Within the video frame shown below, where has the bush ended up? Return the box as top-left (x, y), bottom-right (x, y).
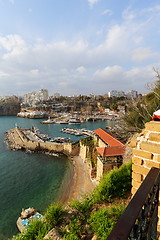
top-left (70, 195), bottom-right (93, 214)
top-left (89, 205), bottom-right (125, 240)
top-left (21, 219), bottom-right (50, 240)
top-left (67, 217), bottom-right (82, 237)
top-left (44, 203), bottom-right (64, 227)
top-left (93, 162), bottom-right (132, 202)
top-left (64, 232), bottom-right (80, 240)
top-left (11, 234), bottom-right (23, 240)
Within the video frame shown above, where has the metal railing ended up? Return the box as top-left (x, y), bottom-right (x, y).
top-left (107, 167), bottom-right (160, 240)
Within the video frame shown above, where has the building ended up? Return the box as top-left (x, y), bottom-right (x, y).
top-left (117, 105), bottom-right (125, 114)
top-left (126, 90), bottom-right (138, 99)
top-left (94, 128), bottom-right (125, 180)
top-left (108, 90), bottom-right (125, 98)
top-left (23, 89), bottom-right (48, 106)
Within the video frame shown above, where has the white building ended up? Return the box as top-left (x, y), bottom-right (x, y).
top-left (23, 89), bottom-right (48, 106)
top-left (126, 90), bottom-right (138, 99)
top-left (108, 90), bottom-right (125, 98)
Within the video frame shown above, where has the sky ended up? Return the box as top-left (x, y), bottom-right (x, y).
top-left (0, 0), bottom-right (160, 96)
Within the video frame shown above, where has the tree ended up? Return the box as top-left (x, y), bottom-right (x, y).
top-left (112, 70), bottom-right (160, 141)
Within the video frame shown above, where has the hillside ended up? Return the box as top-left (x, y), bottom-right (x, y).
top-left (0, 97), bottom-right (21, 116)
top-left (10, 162), bottom-right (132, 240)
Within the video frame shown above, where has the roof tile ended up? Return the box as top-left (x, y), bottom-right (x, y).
top-left (94, 128), bottom-right (124, 147)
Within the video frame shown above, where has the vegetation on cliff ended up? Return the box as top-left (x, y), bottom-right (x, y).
top-left (112, 71), bottom-right (160, 142)
top-left (10, 162), bottom-right (132, 240)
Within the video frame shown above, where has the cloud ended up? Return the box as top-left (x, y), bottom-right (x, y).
top-left (76, 66), bottom-right (86, 74)
top-left (122, 7), bottom-right (136, 20)
top-left (142, 5), bottom-right (160, 13)
top-left (30, 69), bottom-right (40, 76)
top-left (88, 0), bottom-right (100, 8)
top-left (0, 71), bottom-right (10, 77)
top-left (102, 9), bottom-right (112, 16)
top-left (0, 34), bottom-right (27, 59)
top-left (93, 65), bottom-right (155, 93)
top-left (132, 47), bottom-right (158, 61)
top-left (0, 3), bottom-right (159, 96)
top-left (94, 65), bottom-right (125, 81)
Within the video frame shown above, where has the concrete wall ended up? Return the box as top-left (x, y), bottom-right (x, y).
top-left (130, 121), bottom-right (160, 231)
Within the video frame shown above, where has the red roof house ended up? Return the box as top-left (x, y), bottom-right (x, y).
top-left (94, 128), bottom-right (124, 147)
top-left (96, 146), bottom-right (125, 157)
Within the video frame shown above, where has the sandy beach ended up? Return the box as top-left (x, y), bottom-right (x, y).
top-left (59, 156), bottom-right (96, 205)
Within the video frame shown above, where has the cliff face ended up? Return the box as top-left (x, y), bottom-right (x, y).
top-left (0, 97), bottom-right (21, 116)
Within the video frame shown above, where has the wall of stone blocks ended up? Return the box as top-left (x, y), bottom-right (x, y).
top-left (130, 121), bottom-right (160, 231)
top-left (96, 156), bottom-right (103, 181)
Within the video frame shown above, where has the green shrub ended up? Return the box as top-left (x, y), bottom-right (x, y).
top-left (68, 217), bottom-right (82, 236)
top-left (70, 195), bottom-right (93, 214)
top-left (23, 219), bottom-right (50, 240)
top-left (89, 205), bottom-right (125, 240)
top-left (44, 203), bottom-right (64, 227)
top-left (10, 219), bottom-right (50, 240)
top-left (93, 162), bottom-right (132, 203)
top-left (10, 234), bottom-right (23, 240)
top-left (64, 232), bottom-right (80, 240)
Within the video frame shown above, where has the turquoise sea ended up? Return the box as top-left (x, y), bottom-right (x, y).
top-left (0, 116), bottom-right (110, 239)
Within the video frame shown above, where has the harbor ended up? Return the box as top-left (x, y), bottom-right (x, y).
top-left (6, 127), bottom-right (79, 156)
top-left (61, 127), bottom-right (94, 136)
top-left (0, 116), bottom-right (109, 239)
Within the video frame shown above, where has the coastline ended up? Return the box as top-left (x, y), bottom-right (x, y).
top-left (58, 155), bottom-right (96, 205)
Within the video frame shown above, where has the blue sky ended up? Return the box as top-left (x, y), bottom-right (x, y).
top-left (0, 0), bottom-right (160, 96)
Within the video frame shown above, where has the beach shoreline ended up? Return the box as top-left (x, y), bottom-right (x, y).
top-left (58, 155), bottom-right (96, 205)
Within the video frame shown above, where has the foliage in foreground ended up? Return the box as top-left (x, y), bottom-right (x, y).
top-left (93, 162), bottom-right (132, 203)
top-left (44, 203), bottom-right (64, 227)
top-left (11, 162), bottom-right (132, 240)
top-left (11, 219), bottom-right (51, 240)
top-left (89, 205), bottom-right (125, 240)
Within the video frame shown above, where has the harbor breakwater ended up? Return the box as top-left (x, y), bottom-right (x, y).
top-left (6, 127), bottom-right (79, 156)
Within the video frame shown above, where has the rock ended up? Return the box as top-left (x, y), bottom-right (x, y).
top-left (0, 97), bottom-right (21, 116)
top-left (91, 235), bottom-right (98, 240)
top-left (44, 228), bottom-right (62, 240)
top-left (21, 207), bottom-right (36, 219)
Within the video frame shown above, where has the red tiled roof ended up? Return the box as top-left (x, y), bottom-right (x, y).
top-left (94, 128), bottom-right (124, 147)
top-left (96, 146), bottom-right (125, 157)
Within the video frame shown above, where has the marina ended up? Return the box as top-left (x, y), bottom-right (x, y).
top-left (0, 116), bottom-right (109, 239)
top-left (61, 127), bottom-right (94, 136)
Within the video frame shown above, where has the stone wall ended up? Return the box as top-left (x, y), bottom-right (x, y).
top-left (93, 135), bottom-right (107, 148)
top-left (12, 128), bottom-right (79, 155)
top-left (79, 142), bottom-right (87, 162)
top-left (130, 121), bottom-right (160, 231)
top-left (96, 157), bottom-right (103, 181)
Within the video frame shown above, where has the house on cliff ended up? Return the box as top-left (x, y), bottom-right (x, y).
top-left (94, 128), bottom-right (125, 180)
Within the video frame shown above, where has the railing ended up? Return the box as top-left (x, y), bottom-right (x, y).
top-left (107, 167), bottom-right (160, 240)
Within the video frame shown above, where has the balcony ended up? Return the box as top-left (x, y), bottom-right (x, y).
top-left (107, 167), bottom-right (160, 240)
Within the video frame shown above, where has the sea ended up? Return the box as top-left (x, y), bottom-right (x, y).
top-left (0, 116), bottom-right (112, 239)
